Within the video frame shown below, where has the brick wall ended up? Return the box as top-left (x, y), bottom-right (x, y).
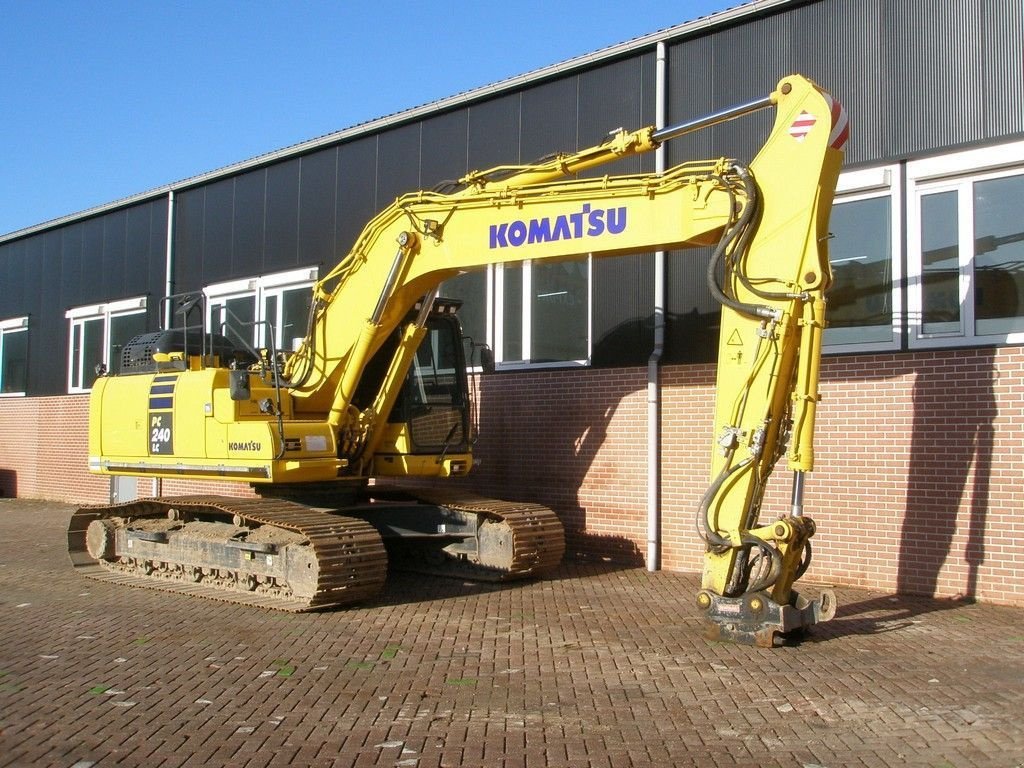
top-left (0, 395), bottom-right (108, 504)
top-left (2, 347), bottom-right (1021, 605)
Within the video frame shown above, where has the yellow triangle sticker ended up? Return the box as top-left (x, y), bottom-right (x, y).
top-left (726, 329), bottom-right (744, 346)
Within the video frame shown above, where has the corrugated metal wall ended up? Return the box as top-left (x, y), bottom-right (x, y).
top-left (2, 0), bottom-right (1022, 394)
top-left (0, 200), bottom-right (167, 394)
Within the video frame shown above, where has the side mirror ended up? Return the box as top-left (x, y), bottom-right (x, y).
top-left (478, 345), bottom-right (495, 375)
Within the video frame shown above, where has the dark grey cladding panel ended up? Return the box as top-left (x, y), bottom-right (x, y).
top-left (200, 177), bottom-right (235, 285)
top-left (58, 223), bottom-right (83, 309)
top-left (578, 52), bottom-right (657, 176)
top-left (298, 147), bottom-right (339, 268)
top-left (982, 0), bottom-right (1024, 138)
top-left (467, 92), bottom-right (521, 170)
top-left (0, 240), bottom-right (26, 318)
top-left (100, 209), bottom-right (127, 300)
top-left (520, 76), bottom-right (578, 162)
top-left (263, 158), bottom-right (301, 272)
top-left (233, 168), bottom-right (266, 274)
top-left (420, 110), bottom-right (469, 191)
top-left (336, 135), bottom-right (378, 256)
top-left (376, 122), bottom-right (422, 211)
top-left (172, 187), bottom-right (206, 293)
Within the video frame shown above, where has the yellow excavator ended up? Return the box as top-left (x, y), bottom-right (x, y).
top-left (68, 74), bottom-right (847, 646)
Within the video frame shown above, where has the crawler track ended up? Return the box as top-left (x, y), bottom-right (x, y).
top-left (383, 486), bottom-right (566, 580)
top-left (68, 496), bottom-right (387, 611)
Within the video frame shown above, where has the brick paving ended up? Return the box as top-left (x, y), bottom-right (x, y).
top-left (0, 499), bottom-right (1022, 768)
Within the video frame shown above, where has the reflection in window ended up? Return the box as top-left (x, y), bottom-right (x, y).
top-left (974, 174), bottom-right (1024, 335)
top-left (827, 196), bottom-right (893, 344)
top-left (440, 270), bottom-right (487, 368)
top-left (402, 323), bottom-right (466, 452)
top-left (496, 258), bottom-right (589, 366)
top-left (110, 313), bottom-right (148, 370)
top-left (532, 260), bottom-right (588, 362)
top-left (920, 190), bottom-right (961, 334)
top-left (0, 319), bottom-right (28, 395)
top-left (204, 269), bottom-right (316, 355)
top-left (501, 264), bottom-right (524, 361)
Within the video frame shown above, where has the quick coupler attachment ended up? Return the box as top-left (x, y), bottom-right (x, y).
top-left (697, 588), bottom-right (837, 647)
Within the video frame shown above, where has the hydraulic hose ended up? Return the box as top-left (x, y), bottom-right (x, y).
top-left (696, 454), bottom-right (755, 551)
top-left (705, 166), bottom-right (775, 320)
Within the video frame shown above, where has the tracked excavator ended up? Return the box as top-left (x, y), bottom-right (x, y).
top-left (68, 74), bottom-right (847, 646)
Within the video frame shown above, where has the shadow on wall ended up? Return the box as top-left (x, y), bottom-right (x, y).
top-left (469, 372), bottom-right (644, 568)
top-left (898, 347), bottom-right (995, 601)
top-left (0, 469), bottom-right (15, 497)
top-left (466, 309), bottom-right (721, 569)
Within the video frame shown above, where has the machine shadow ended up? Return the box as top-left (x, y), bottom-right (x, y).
top-left (372, 560), bottom-right (638, 608)
top-left (803, 592), bottom-right (971, 642)
top-left (898, 347), bottom-right (996, 602)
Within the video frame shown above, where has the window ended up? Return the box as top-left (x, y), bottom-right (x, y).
top-left (204, 267), bottom-right (317, 353)
top-left (824, 166), bottom-right (902, 352)
top-left (908, 139), bottom-right (1024, 347)
top-left (0, 317), bottom-right (29, 396)
top-left (66, 297), bottom-right (148, 392)
top-left (494, 258), bottom-right (591, 367)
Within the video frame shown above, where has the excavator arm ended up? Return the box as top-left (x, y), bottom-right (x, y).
top-left (281, 75), bottom-right (846, 644)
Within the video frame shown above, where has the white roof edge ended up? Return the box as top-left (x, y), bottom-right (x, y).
top-left (1, 0), bottom-right (792, 244)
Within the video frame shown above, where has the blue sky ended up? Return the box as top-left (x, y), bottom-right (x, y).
top-left (0, 0), bottom-right (738, 236)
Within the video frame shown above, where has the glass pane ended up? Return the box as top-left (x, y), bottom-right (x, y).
top-left (826, 196), bottom-right (892, 344)
top-left (920, 190), bottom-right (960, 334)
top-left (82, 318), bottom-right (104, 389)
top-left (404, 321), bottom-right (466, 452)
top-left (263, 294), bottom-right (278, 350)
top-left (221, 296), bottom-right (256, 348)
top-left (1, 329), bottom-right (28, 394)
top-left (974, 174), bottom-right (1024, 335)
top-left (531, 259), bottom-right (588, 361)
top-left (110, 312), bottom-right (148, 373)
top-left (71, 323), bottom-right (82, 390)
top-left (280, 287), bottom-right (312, 351)
top-left (502, 265), bottom-right (523, 361)
top-left (440, 271), bottom-right (487, 367)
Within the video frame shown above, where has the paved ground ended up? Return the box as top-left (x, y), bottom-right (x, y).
top-left (0, 500), bottom-right (1022, 768)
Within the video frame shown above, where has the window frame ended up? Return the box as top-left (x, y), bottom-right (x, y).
top-left (907, 138), bottom-right (1024, 349)
top-left (492, 255), bottom-right (593, 370)
top-left (204, 267), bottom-right (318, 353)
top-left (0, 316), bottom-right (29, 397)
top-left (65, 297), bottom-right (147, 393)
top-left (823, 164), bottom-right (903, 354)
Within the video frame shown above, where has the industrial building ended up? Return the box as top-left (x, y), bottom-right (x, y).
top-left (1, 0), bottom-right (1021, 604)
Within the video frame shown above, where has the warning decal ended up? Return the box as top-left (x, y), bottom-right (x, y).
top-left (788, 111), bottom-right (817, 142)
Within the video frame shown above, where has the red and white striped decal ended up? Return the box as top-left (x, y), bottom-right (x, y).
top-left (824, 92), bottom-right (850, 150)
top-left (788, 110), bottom-right (817, 142)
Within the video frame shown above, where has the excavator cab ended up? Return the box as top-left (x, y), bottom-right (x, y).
top-left (389, 310), bottom-right (471, 457)
top-left (352, 298), bottom-right (474, 478)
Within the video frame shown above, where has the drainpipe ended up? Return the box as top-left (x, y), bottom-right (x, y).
top-left (647, 41), bottom-right (667, 572)
top-left (164, 190), bottom-right (176, 330)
